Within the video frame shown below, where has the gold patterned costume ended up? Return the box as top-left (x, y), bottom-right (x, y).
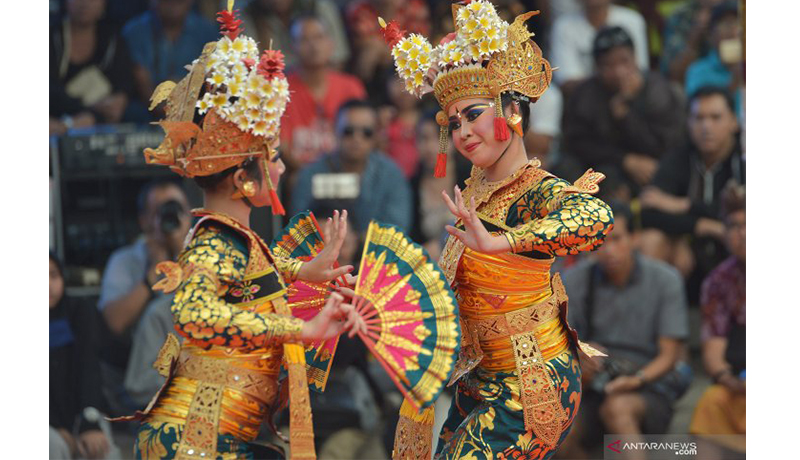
top-left (381, 2), bottom-right (614, 458)
top-left (121, 3), bottom-right (325, 458)
top-left (393, 161), bottom-right (613, 460)
top-left (132, 210), bottom-right (320, 460)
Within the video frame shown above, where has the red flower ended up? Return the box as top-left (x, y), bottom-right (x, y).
top-left (257, 49), bottom-right (285, 79)
top-left (380, 19), bottom-right (406, 48)
top-left (241, 58), bottom-right (255, 69)
top-left (217, 9), bottom-right (243, 39)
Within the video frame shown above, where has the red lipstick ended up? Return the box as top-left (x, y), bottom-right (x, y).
top-left (465, 142), bottom-right (481, 153)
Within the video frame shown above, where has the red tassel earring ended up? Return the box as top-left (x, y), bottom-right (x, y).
top-left (493, 93), bottom-right (510, 141)
top-left (269, 187), bottom-right (285, 215)
top-left (263, 152), bottom-right (285, 215)
top-left (434, 111), bottom-right (449, 178)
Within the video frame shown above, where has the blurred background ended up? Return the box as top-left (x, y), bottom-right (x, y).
top-left (49, 1), bottom-right (745, 459)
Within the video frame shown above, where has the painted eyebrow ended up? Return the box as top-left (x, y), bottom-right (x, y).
top-left (448, 103), bottom-right (490, 121)
top-left (270, 150), bottom-right (282, 162)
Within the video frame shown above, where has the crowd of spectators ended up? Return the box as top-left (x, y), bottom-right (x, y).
top-left (50, 1), bottom-right (745, 458)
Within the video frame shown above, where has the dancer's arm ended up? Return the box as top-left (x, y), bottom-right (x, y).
top-left (504, 176), bottom-right (614, 256)
top-left (171, 225), bottom-right (304, 349)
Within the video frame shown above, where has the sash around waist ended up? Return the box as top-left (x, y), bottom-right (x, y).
top-left (146, 348), bottom-right (281, 441)
top-left (460, 288), bottom-right (570, 371)
top-left (455, 248), bottom-right (554, 314)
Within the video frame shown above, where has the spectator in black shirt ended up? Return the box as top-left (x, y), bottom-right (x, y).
top-left (561, 26), bottom-right (686, 199)
top-left (50, 252), bottom-right (114, 460)
top-left (50, 0), bottom-right (135, 135)
top-left (639, 86), bottom-right (744, 288)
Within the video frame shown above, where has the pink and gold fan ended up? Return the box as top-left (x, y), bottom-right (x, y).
top-left (270, 211), bottom-right (345, 391)
top-left (352, 221), bottom-right (460, 410)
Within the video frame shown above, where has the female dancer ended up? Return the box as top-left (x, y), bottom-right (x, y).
top-left (383, 2), bottom-right (614, 459)
top-left (127, 4), bottom-right (364, 459)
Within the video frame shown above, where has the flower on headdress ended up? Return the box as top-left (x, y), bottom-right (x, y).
top-left (439, 37), bottom-right (468, 67)
top-left (257, 50), bottom-right (285, 80)
top-left (235, 114), bottom-right (251, 132)
top-left (196, 4), bottom-right (290, 140)
top-left (208, 72), bottom-right (227, 87)
top-left (231, 37), bottom-right (246, 53)
top-left (379, 17), bottom-right (407, 48)
top-left (227, 81), bottom-right (244, 98)
top-left (217, 8), bottom-right (243, 40)
top-left (453, 0), bottom-right (508, 62)
top-left (244, 90), bottom-right (261, 108)
top-left (245, 106), bottom-right (261, 121)
top-left (389, 33), bottom-right (433, 94)
top-left (197, 95), bottom-right (212, 114)
top-left (211, 93), bottom-right (229, 108)
top-left (252, 119), bottom-right (269, 136)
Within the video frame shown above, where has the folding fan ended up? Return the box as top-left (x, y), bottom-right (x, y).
top-left (270, 211), bottom-right (342, 391)
top-left (352, 221), bottom-right (460, 411)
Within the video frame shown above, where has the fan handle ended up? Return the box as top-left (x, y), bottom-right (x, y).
top-left (356, 329), bottom-right (421, 413)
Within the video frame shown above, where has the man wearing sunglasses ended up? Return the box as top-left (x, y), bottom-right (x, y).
top-left (291, 98), bottom-right (412, 235)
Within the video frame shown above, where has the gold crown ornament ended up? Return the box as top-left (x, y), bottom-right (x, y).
top-left (379, 0), bottom-right (552, 177)
top-left (143, 0), bottom-right (289, 214)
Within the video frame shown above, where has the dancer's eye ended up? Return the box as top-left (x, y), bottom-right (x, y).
top-left (448, 120), bottom-right (460, 132)
top-left (465, 107), bottom-right (487, 122)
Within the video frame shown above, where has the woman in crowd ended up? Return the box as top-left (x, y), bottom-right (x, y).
top-left (50, 0), bottom-right (135, 134)
top-left (126, 4), bottom-right (365, 458)
top-left (382, 2), bottom-right (614, 458)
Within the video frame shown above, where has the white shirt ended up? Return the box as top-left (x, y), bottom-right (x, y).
top-left (548, 0), bottom-right (582, 21)
top-left (550, 5), bottom-right (649, 85)
top-left (529, 84), bottom-right (563, 138)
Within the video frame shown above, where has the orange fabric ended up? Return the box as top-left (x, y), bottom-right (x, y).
top-left (690, 384), bottom-right (746, 435)
top-left (456, 248), bottom-right (570, 371)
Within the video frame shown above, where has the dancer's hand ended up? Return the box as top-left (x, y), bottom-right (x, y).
top-left (298, 210), bottom-right (354, 283)
top-left (442, 185), bottom-right (511, 254)
top-left (333, 273), bottom-right (358, 300)
top-left (300, 293), bottom-right (366, 342)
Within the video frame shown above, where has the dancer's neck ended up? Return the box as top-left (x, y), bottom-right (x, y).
top-left (203, 193), bottom-right (252, 229)
top-left (483, 135), bottom-right (528, 182)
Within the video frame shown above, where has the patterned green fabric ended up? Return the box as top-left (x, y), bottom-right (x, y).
top-left (135, 421), bottom-right (282, 459)
top-left (435, 347), bottom-right (581, 460)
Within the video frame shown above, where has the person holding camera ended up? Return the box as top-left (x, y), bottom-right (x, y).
top-left (96, 179), bottom-right (191, 415)
top-left (556, 202), bottom-right (692, 459)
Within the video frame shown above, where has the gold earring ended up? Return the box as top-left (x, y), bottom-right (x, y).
top-left (507, 114), bottom-right (524, 137)
top-left (232, 180), bottom-right (256, 199)
top-left (242, 181), bottom-right (256, 197)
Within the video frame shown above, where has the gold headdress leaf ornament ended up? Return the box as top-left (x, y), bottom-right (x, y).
top-left (380, 0), bottom-right (552, 178)
top-left (142, 0), bottom-right (289, 214)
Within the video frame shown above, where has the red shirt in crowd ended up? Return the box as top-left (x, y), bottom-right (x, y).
top-left (346, 0), bottom-right (431, 40)
top-left (385, 118), bottom-right (419, 179)
top-left (281, 71), bottom-right (367, 167)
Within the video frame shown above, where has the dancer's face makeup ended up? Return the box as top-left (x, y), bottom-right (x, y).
top-left (447, 98), bottom-right (509, 169)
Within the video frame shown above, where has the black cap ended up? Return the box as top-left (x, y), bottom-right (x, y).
top-left (592, 26), bottom-right (634, 60)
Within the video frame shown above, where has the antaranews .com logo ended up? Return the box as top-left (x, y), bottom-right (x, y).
top-left (607, 439), bottom-right (697, 456)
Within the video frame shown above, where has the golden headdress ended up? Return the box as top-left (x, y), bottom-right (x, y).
top-left (143, 0), bottom-right (290, 214)
top-left (380, 0), bottom-right (552, 177)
